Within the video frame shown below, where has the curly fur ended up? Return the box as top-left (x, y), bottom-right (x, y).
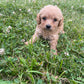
top-left (25, 5), bottom-right (64, 55)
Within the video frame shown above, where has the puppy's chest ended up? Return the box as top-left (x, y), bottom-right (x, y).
top-left (36, 28), bottom-right (57, 40)
top-left (41, 31), bottom-right (54, 40)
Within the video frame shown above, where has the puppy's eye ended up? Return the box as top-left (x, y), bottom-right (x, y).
top-left (54, 18), bottom-right (57, 22)
top-left (42, 17), bottom-right (46, 20)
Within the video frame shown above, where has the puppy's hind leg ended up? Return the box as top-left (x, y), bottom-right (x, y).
top-left (25, 32), bottom-right (39, 45)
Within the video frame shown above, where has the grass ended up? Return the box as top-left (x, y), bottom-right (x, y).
top-left (0, 0), bottom-right (84, 84)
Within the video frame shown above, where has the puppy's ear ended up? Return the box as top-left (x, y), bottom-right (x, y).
top-left (36, 13), bottom-right (41, 25)
top-left (58, 17), bottom-right (64, 27)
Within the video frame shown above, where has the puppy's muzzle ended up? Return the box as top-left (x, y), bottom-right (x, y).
top-left (46, 24), bottom-right (51, 29)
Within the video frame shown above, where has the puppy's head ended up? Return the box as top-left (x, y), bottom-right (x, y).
top-left (36, 5), bottom-right (63, 31)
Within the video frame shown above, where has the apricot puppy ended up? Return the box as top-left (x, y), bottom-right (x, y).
top-left (25, 5), bottom-right (64, 55)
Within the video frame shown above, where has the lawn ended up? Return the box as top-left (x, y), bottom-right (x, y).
top-left (0, 0), bottom-right (84, 84)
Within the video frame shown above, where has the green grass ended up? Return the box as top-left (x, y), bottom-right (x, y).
top-left (0, 0), bottom-right (84, 84)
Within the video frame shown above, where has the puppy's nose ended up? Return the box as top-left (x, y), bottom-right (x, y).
top-left (46, 24), bottom-right (51, 29)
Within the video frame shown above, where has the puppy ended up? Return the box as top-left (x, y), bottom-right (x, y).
top-left (25, 5), bottom-right (64, 55)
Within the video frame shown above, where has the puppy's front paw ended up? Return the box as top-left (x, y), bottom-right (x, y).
top-left (62, 30), bottom-right (65, 34)
top-left (50, 49), bottom-right (58, 55)
top-left (24, 41), bottom-right (28, 45)
top-left (52, 52), bottom-right (57, 55)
